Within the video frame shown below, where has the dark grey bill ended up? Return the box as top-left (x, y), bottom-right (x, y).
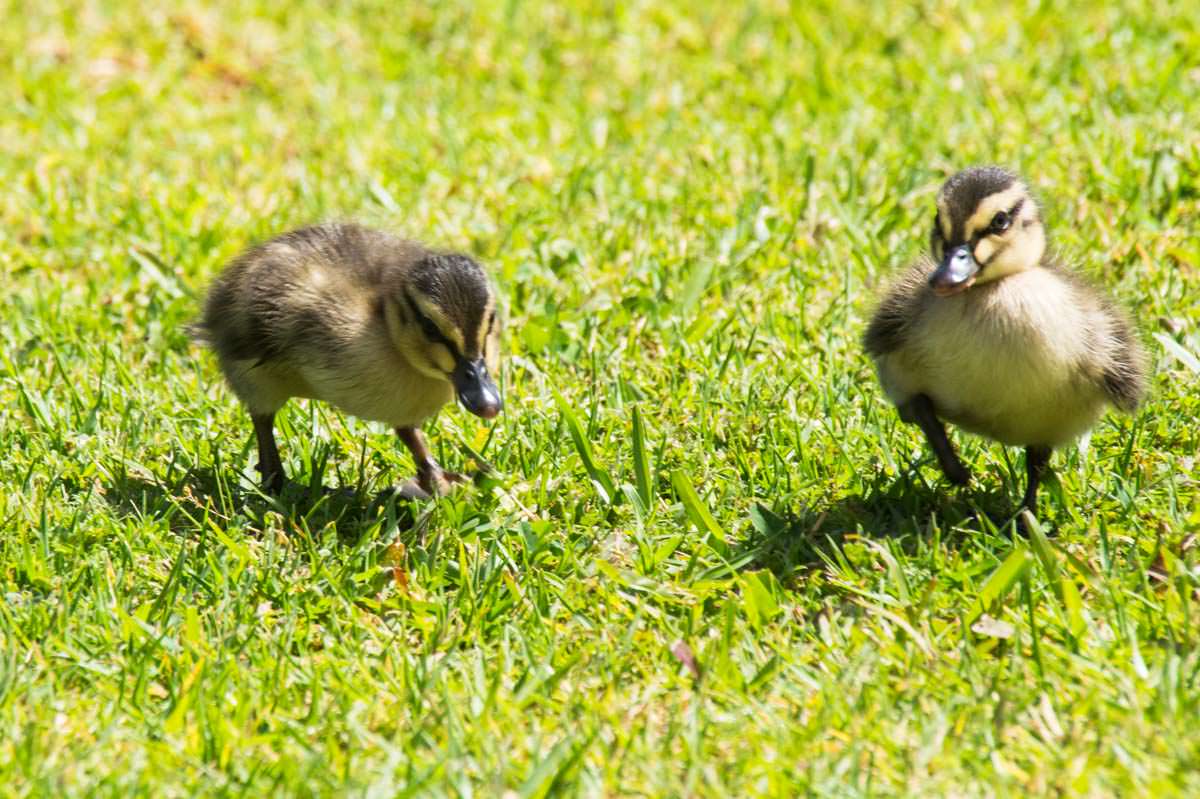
top-left (929, 244), bottom-right (979, 296)
top-left (452, 359), bottom-right (502, 419)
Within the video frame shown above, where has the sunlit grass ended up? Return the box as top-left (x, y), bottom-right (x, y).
top-left (1, 0), bottom-right (1198, 795)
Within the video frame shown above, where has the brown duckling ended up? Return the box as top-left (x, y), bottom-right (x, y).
top-left (864, 166), bottom-right (1147, 526)
top-left (195, 222), bottom-right (502, 497)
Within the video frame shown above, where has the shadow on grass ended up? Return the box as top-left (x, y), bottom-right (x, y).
top-left (732, 469), bottom-right (1026, 580)
top-left (101, 464), bottom-right (421, 544)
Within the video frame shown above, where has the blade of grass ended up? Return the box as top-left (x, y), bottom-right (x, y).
top-left (554, 390), bottom-right (617, 504)
top-left (671, 470), bottom-right (727, 547)
top-left (1023, 510), bottom-right (1086, 639)
top-left (966, 545), bottom-right (1033, 627)
top-left (631, 405), bottom-right (653, 510)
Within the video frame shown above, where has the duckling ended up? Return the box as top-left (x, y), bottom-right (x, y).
top-left (195, 222), bottom-right (502, 498)
top-left (864, 166), bottom-right (1147, 526)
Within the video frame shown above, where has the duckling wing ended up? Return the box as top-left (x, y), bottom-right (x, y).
top-left (202, 236), bottom-right (367, 368)
top-left (1095, 301), bottom-right (1148, 412)
top-left (863, 259), bottom-right (932, 357)
top-left (1048, 263), bottom-right (1149, 413)
top-left (200, 253), bottom-right (283, 366)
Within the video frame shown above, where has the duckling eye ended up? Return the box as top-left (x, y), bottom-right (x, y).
top-left (990, 211), bottom-right (1011, 234)
top-left (418, 315), bottom-right (441, 341)
top-left (407, 300), bottom-right (450, 346)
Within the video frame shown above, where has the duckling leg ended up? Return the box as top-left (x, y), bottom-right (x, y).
top-left (252, 412), bottom-right (284, 494)
top-left (396, 426), bottom-right (467, 497)
top-left (904, 394), bottom-right (971, 486)
top-left (1020, 445), bottom-right (1053, 516)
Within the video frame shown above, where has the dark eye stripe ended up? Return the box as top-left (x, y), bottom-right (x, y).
top-left (404, 291), bottom-right (462, 359)
top-left (984, 199), bottom-right (1022, 237)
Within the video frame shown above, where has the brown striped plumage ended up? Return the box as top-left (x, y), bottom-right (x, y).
top-left (864, 167), bottom-right (1148, 529)
top-left (194, 222), bottom-right (502, 497)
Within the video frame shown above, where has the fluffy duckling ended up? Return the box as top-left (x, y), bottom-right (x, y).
top-left (196, 222), bottom-right (502, 497)
top-left (864, 166), bottom-right (1147, 525)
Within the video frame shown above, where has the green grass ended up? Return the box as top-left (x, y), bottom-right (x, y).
top-left (2, 0), bottom-right (1199, 795)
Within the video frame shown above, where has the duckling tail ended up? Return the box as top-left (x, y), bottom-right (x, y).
top-left (185, 319), bottom-right (211, 345)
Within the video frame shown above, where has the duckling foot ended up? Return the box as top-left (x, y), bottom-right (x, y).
top-left (384, 469), bottom-right (467, 502)
top-left (396, 425), bottom-right (470, 499)
top-left (905, 395), bottom-right (971, 486)
top-left (942, 459), bottom-right (971, 487)
top-left (392, 479), bottom-right (432, 502)
top-left (256, 465), bottom-right (285, 495)
top-left (252, 413), bottom-right (285, 495)
top-left (1014, 446), bottom-right (1053, 537)
top-left (417, 466), bottom-right (468, 498)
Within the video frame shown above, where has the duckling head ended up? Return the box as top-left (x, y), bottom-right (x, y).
top-left (382, 253), bottom-right (503, 419)
top-left (927, 166), bottom-right (1046, 296)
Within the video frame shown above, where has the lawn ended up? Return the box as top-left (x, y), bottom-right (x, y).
top-left (2, 0), bottom-right (1199, 795)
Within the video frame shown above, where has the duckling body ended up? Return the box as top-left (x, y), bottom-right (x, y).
top-left (218, 346), bottom-right (454, 432)
top-left (874, 261), bottom-right (1134, 445)
top-left (865, 167), bottom-right (1146, 524)
top-left (197, 223), bottom-right (502, 496)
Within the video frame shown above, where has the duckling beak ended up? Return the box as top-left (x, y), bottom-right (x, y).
top-left (452, 359), bottom-right (502, 420)
top-left (929, 245), bottom-right (979, 296)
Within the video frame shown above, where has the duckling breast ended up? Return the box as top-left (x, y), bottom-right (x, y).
top-left (290, 333), bottom-right (456, 428)
top-left (878, 269), bottom-right (1112, 447)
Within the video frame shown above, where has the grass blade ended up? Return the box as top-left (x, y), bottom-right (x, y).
top-left (741, 569), bottom-right (783, 631)
top-left (554, 390), bottom-right (617, 504)
top-left (966, 545), bottom-right (1033, 626)
top-left (671, 470), bottom-right (726, 544)
top-left (1154, 332), bottom-right (1200, 375)
top-left (1023, 510), bottom-right (1086, 638)
top-left (631, 405), bottom-right (653, 509)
